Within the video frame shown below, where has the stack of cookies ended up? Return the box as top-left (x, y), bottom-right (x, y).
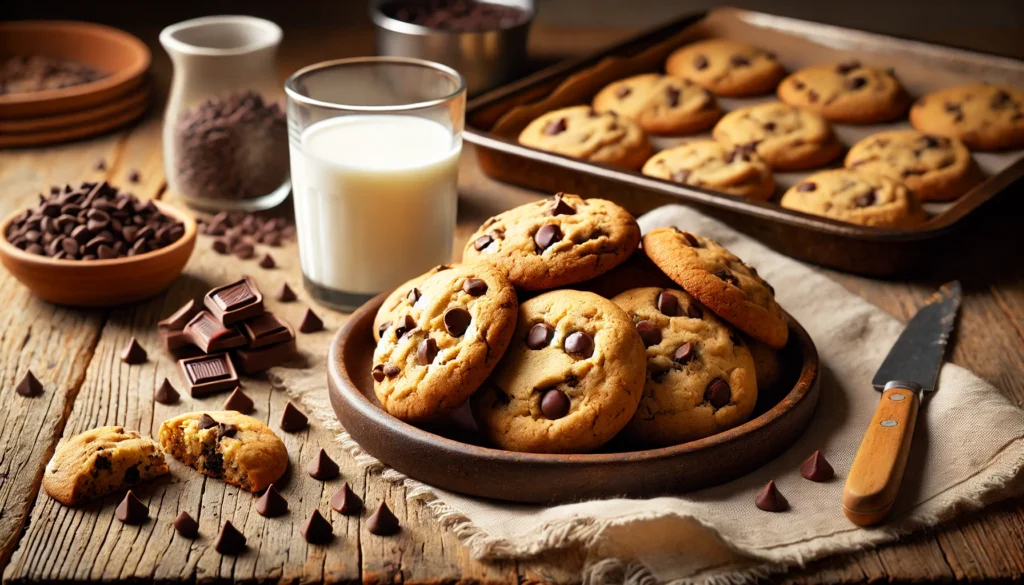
top-left (516, 37), bottom-right (1023, 229)
top-left (371, 193), bottom-right (788, 454)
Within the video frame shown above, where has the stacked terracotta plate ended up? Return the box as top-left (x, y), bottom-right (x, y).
top-left (0, 20), bottom-right (151, 148)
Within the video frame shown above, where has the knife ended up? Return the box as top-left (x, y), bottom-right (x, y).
top-left (842, 281), bottom-right (962, 526)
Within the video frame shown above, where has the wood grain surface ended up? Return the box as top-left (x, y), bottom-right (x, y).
top-left (0, 25), bottom-right (1023, 585)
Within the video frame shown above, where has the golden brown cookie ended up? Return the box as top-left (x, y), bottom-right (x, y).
top-left (780, 168), bottom-right (927, 229)
top-left (665, 39), bottom-right (785, 97)
top-left (642, 227), bottom-right (789, 349)
top-left (845, 130), bottom-right (981, 201)
top-left (592, 73), bottom-right (721, 135)
top-left (159, 411), bottom-right (288, 493)
top-left (372, 263), bottom-right (518, 422)
top-left (712, 101), bottom-right (843, 171)
top-left (373, 263), bottom-right (455, 342)
top-left (611, 287), bottom-right (758, 446)
top-left (909, 84), bottom-right (1024, 151)
top-left (471, 290), bottom-right (646, 453)
top-left (43, 426), bottom-right (168, 506)
top-left (518, 105), bottom-right (653, 169)
top-left (777, 62), bottom-right (910, 124)
top-left (463, 193), bottom-right (641, 291)
top-left (642, 139), bottom-right (775, 200)
top-left (744, 335), bottom-right (782, 394)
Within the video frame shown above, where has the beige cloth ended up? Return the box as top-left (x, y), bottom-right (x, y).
top-left (272, 205), bottom-right (1024, 584)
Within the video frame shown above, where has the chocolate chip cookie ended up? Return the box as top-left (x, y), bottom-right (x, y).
top-left (518, 105), bottom-right (653, 169)
top-left (373, 263), bottom-right (518, 422)
top-left (665, 39), bottom-right (785, 97)
top-left (159, 411), bottom-right (288, 493)
top-left (373, 263), bottom-right (454, 342)
top-left (909, 84), bottom-right (1024, 151)
top-left (43, 426), bottom-right (169, 506)
top-left (641, 139), bottom-right (775, 200)
top-left (471, 290), bottom-right (646, 453)
top-left (592, 73), bottom-right (722, 135)
top-left (845, 130), bottom-right (981, 201)
top-left (642, 228), bottom-right (789, 349)
top-left (777, 62), bottom-right (910, 124)
top-left (611, 287), bottom-right (758, 446)
top-left (712, 101), bottom-right (843, 170)
top-left (745, 335), bottom-right (782, 394)
top-left (463, 193), bottom-right (641, 291)
top-left (780, 168), bottom-right (927, 229)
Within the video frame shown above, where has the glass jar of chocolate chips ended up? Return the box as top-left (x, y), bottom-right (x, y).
top-left (160, 16), bottom-right (290, 211)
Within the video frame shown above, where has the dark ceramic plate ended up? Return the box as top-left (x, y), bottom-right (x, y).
top-left (328, 292), bottom-right (820, 504)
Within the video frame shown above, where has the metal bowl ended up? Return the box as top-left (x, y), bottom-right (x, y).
top-left (369, 0), bottom-right (534, 95)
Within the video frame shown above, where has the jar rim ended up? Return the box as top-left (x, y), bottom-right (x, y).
top-left (160, 15), bottom-right (282, 57)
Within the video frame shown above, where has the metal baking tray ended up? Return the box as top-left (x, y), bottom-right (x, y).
top-left (463, 7), bottom-right (1024, 276)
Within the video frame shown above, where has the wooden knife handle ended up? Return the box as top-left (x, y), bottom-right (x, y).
top-left (842, 384), bottom-right (920, 526)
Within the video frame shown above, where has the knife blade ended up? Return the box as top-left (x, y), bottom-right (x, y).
top-left (843, 281), bottom-right (962, 527)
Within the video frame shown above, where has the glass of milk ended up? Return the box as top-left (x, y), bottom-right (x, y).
top-left (284, 57), bottom-right (465, 311)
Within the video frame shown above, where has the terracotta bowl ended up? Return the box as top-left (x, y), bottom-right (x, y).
top-left (0, 20), bottom-right (150, 119)
top-left (0, 202), bottom-right (196, 307)
top-left (328, 293), bottom-right (820, 504)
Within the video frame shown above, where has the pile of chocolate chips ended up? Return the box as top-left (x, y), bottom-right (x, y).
top-left (0, 55), bottom-right (106, 96)
top-left (197, 210), bottom-right (295, 260)
top-left (5, 182), bottom-right (185, 260)
top-left (381, 0), bottom-right (529, 30)
top-left (173, 90), bottom-right (288, 202)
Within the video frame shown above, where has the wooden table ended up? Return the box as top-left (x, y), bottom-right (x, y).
top-left (2, 25), bottom-right (1024, 585)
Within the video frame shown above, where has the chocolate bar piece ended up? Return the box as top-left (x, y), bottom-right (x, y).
top-left (204, 277), bottom-right (264, 325)
top-left (178, 353), bottom-right (239, 397)
top-left (158, 299), bottom-right (199, 331)
top-left (232, 339), bottom-right (297, 374)
top-left (184, 311), bottom-right (246, 353)
top-left (239, 312), bottom-right (294, 348)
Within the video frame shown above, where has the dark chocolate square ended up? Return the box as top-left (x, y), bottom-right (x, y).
top-left (204, 277), bottom-right (264, 325)
top-left (178, 353), bottom-right (239, 397)
top-left (239, 312), bottom-right (294, 348)
top-left (232, 339), bottom-right (298, 374)
top-left (184, 311), bottom-right (247, 353)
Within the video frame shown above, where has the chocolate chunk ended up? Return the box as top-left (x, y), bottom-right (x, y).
top-left (280, 401), bottom-right (308, 432)
top-left (128, 170), bottom-right (140, 183)
top-left (855, 191), bottom-right (877, 207)
top-left (673, 342), bottom-right (695, 364)
top-left (232, 339), bottom-right (298, 374)
top-left (845, 77), bottom-right (867, 90)
top-left (173, 511), bottom-right (199, 538)
top-left (331, 483), bottom-right (362, 515)
top-left (755, 480), bottom-right (788, 512)
top-left (367, 502), bottom-right (400, 535)
top-left (154, 378), bottom-right (180, 404)
top-left (656, 292), bottom-right (679, 316)
top-left (564, 331), bottom-right (594, 358)
top-left (406, 287), bottom-right (420, 302)
top-left (307, 448), bottom-right (340, 480)
top-left (258, 253), bottom-right (275, 269)
top-left (382, 362), bottom-right (401, 378)
top-left (16, 370), bottom-right (43, 397)
top-left (276, 283), bottom-right (297, 302)
top-left (240, 312), bottom-right (294, 348)
top-left (205, 277), bottom-right (264, 325)
top-left (377, 321), bottom-right (391, 339)
top-left (217, 422), bottom-right (238, 438)
top-left (762, 121), bottom-right (777, 132)
top-left (705, 378), bottom-right (731, 408)
top-left (463, 278), bottom-right (487, 296)
top-left (679, 231), bottom-right (701, 247)
top-left (990, 90), bottom-right (1012, 109)
top-left (549, 193), bottom-right (577, 216)
top-left (836, 61), bottom-right (861, 74)
top-left (473, 235), bottom-right (493, 251)
top-left (394, 314), bottom-right (416, 338)
top-left (807, 89), bottom-right (819, 103)
top-left (686, 302), bottom-right (703, 319)
top-left (693, 54), bottom-right (708, 70)
top-left (302, 509), bottom-right (333, 544)
top-left (543, 117), bottom-right (567, 135)
top-left (212, 239), bottom-right (229, 254)
top-left (800, 450), bottom-right (835, 482)
top-left (666, 86), bottom-right (681, 107)
top-left (255, 484), bottom-right (288, 517)
top-left (417, 337), bottom-right (438, 365)
top-left (635, 321), bottom-right (662, 347)
top-left (215, 521), bottom-right (247, 554)
top-left (616, 86), bottom-right (632, 99)
top-left (184, 311), bottom-right (247, 353)
top-left (534, 224), bottom-right (562, 252)
top-left (299, 308), bottom-right (324, 333)
top-left (115, 490), bottom-right (148, 524)
top-left (527, 323), bottom-right (555, 349)
top-left (796, 182), bottom-right (816, 192)
top-left (922, 135), bottom-right (942, 149)
top-left (197, 413), bottom-right (218, 430)
top-left (179, 353), bottom-right (239, 397)
top-left (120, 337), bottom-right (147, 364)
top-left (443, 307), bottom-right (472, 336)
top-left (223, 387), bottom-right (255, 414)
top-left (730, 55), bottom-right (750, 67)
top-left (540, 389), bottom-right (570, 419)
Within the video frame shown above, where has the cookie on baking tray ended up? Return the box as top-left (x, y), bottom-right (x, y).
top-left (611, 287), bottom-right (758, 446)
top-left (592, 73), bottom-right (722, 135)
top-left (373, 263), bottom-right (455, 342)
top-left (518, 105), bottom-right (653, 169)
top-left (909, 84), bottom-right (1024, 151)
top-left (780, 168), bottom-right (927, 229)
top-left (158, 411), bottom-right (288, 493)
top-left (43, 426), bottom-right (169, 506)
top-left (372, 262), bottom-right (518, 422)
top-left (472, 290), bottom-right (646, 453)
top-left (642, 227), bottom-right (789, 349)
top-left (642, 139), bottom-right (775, 200)
top-left (777, 61), bottom-right (910, 124)
top-left (712, 101), bottom-right (843, 171)
top-left (463, 193), bottom-right (641, 291)
top-left (845, 129), bottom-right (981, 201)
top-left (665, 38), bottom-right (785, 97)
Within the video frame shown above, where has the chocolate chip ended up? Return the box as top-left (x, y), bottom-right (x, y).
top-left (549, 193), bottom-right (576, 216)
top-left (95, 159), bottom-right (107, 171)
top-left (800, 450), bottom-right (835, 482)
top-left (383, 363), bottom-right (400, 377)
top-left (686, 302), bottom-right (703, 319)
top-left (540, 389), bottom-right (570, 419)
top-left (543, 117), bottom-right (567, 135)
top-left (715, 270), bottom-right (739, 286)
top-left (855, 191), bottom-right (877, 207)
top-left (793, 79), bottom-right (805, 90)
top-left (217, 423), bottom-right (238, 439)
top-left (406, 287), bottom-right (420, 302)
top-left (836, 61), bottom-right (861, 74)
top-left (299, 308), bottom-right (324, 333)
top-left (280, 401), bottom-right (309, 432)
top-left (755, 480), bottom-right (788, 512)
top-left (417, 338), bottom-right (438, 365)
top-left (258, 253), bottom-right (275, 269)
top-left (666, 86), bottom-right (680, 107)
top-left (807, 89), bottom-right (819, 103)
top-left (534, 224), bottom-right (562, 251)
top-left (215, 521), bottom-right (247, 554)
top-left (173, 511), bottom-right (199, 538)
top-left (674, 342), bottom-right (696, 364)
top-left (115, 490), bottom-right (148, 524)
top-left (367, 502), bottom-right (400, 535)
top-left (331, 483), bottom-right (362, 515)
top-left (154, 378), bottom-right (179, 404)
top-left (223, 387), bottom-right (254, 414)
top-left (616, 86), bottom-right (632, 99)
top-left (302, 509), bottom-right (333, 544)
top-left (377, 321), bottom-right (391, 339)
top-left (693, 54), bottom-right (708, 70)
top-left (730, 55), bottom-right (750, 67)
top-left (656, 292), bottom-right (679, 316)
top-left (922, 135), bottom-right (942, 148)
top-left (463, 278), bottom-right (487, 296)
top-left (128, 170), bottom-right (140, 183)
top-left (255, 483), bottom-right (288, 517)
top-left (232, 241), bottom-right (255, 260)
top-left (473, 235), bottom-right (493, 251)
top-left (276, 283), bottom-right (297, 302)
top-left (527, 323), bottom-right (554, 349)
top-left (635, 321), bottom-right (662, 347)
top-left (679, 231), bottom-right (701, 247)
top-left (670, 169), bottom-right (691, 183)
top-left (845, 77), bottom-right (867, 90)
top-left (198, 414), bottom-right (218, 429)
top-left (762, 121), bottom-right (777, 132)
top-left (16, 370), bottom-right (43, 397)
top-left (796, 182), bottom-right (816, 192)
top-left (705, 378), bottom-right (731, 408)
top-left (372, 364), bottom-right (386, 382)
top-left (307, 448), bottom-right (340, 480)
top-left (393, 314), bottom-right (416, 338)
top-left (443, 307), bottom-right (472, 336)
top-left (990, 90), bottom-right (1012, 109)
top-left (564, 331), bottom-right (594, 358)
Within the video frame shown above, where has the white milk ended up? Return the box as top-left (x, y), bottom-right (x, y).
top-left (290, 115), bottom-right (460, 295)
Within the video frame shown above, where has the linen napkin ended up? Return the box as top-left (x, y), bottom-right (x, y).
top-left (271, 205), bottom-right (1024, 584)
